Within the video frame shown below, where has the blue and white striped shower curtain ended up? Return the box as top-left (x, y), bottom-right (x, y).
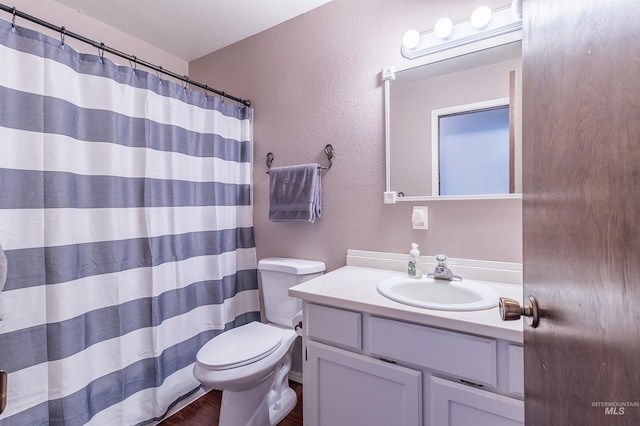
top-left (0, 17), bottom-right (260, 425)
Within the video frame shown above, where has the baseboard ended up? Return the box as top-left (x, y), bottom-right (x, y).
top-left (288, 370), bottom-right (303, 384)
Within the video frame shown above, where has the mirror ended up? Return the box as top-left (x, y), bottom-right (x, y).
top-left (385, 40), bottom-right (522, 200)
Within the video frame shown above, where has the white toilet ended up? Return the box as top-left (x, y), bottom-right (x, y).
top-left (193, 257), bottom-right (325, 426)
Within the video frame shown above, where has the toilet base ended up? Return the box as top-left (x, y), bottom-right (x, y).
top-left (217, 348), bottom-right (297, 426)
top-left (218, 375), bottom-right (297, 426)
top-left (269, 387), bottom-right (296, 425)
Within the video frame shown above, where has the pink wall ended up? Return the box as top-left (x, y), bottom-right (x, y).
top-left (6, 0), bottom-right (188, 77)
top-left (190, 0), bottom-right (522, 272)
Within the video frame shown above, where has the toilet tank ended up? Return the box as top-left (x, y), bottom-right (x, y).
top-left (258, 257), bottom-right (326, 327)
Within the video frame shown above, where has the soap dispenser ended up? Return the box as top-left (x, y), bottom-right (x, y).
top-left (408, 243), bottom-right (423, 278)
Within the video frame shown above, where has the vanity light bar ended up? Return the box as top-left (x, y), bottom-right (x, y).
top-left (401, 6), bottom-right (522, 60)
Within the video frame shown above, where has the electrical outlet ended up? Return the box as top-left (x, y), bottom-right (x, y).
top-left (383, 191), bottom-right (397, 204)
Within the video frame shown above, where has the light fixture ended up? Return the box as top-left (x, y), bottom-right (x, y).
top-left (433, 17), bottom-right (453, 39)
top-left (470, 5), bottom-right (492, 29)
top-left (511, 0), bottom-right (522, 17)
top-left (402, 29), bottom-right (421, 50)
top-left (400, 5), bottom-right (522, 60)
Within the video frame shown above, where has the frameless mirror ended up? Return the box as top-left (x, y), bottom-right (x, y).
top-left (384, 40), bottom-right (522, 200)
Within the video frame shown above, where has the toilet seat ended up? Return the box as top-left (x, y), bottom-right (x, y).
top-left (196, 322), bottom-right (283, 371)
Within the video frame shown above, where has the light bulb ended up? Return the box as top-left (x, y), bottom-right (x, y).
top-left (402, 29), bottom-right (421, 50)
top-left (471, 5), bottom-right (492, 29)
top-left (433, 17), bottom-right (453, 39)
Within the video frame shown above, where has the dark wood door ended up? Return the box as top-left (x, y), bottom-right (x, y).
top-left (522, 0), bottom-right (640, 424)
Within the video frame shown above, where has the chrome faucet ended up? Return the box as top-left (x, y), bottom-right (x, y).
top-left (427, 254), bottom-right (462, 281)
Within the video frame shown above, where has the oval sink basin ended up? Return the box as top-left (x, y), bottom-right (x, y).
top-left (377, 276), bottom-right (500, 311)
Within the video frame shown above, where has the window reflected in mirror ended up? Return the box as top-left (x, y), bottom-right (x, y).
top-left (436, 102), bottom-right (511, 196)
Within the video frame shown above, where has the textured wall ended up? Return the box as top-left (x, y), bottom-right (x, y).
top-left (7, 1), bottom-right (522, 272)
top-left (190, 0), bottom-right (522, 272)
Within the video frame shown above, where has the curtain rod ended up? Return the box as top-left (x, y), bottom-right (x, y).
top-left (0, 4), bottom-right (251, 107)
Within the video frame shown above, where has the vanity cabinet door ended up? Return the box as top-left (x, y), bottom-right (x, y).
top-left (304, 341), bottom-right (422, 426)
top-left (430, 376), bottom-right (524, 426)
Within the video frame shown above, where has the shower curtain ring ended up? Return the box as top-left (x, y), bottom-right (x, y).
top-left (11, 7), bottom-right (16, 29)
top-left (129, 55), bottom-right (137, 72)
top-left (60, 27), bottom-right (66, 47)
top-left (98, 42), bottom-right (105, 63)
top-left (182, 76), bottom-right (189, 91)
top-left (204, 85), bottom-right (209, 99)
top-left (156, 66), bottom-right (164, 82)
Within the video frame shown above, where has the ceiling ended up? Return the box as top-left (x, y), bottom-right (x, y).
top-left (53, 0), bottom-right (332, 62)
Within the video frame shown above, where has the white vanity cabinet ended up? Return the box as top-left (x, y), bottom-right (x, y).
top-left (429, 376), bottom-right (524, 426)
top-left (305, 341), bottom-right (423, 426)
top-left (302, 302), bottom-right (524, 426)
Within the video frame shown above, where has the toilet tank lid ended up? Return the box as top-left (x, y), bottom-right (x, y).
top-left (258, 257), bottom-right (326, 274)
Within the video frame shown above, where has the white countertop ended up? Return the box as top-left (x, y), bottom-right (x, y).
top-left (290, 265), bottom-right (524, 343)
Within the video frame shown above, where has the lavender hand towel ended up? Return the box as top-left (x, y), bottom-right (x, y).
top-left (269, 163), bottom-right (322, 223)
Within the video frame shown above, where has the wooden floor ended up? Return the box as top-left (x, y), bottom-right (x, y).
top-left (159, 381), bottom-right (303, 426)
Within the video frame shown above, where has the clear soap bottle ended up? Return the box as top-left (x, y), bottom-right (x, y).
top-left (408, 243), bottom-right (423, 278)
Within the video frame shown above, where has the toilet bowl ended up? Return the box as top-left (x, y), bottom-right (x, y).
top-left (193, 257), bottom-right (325, 426)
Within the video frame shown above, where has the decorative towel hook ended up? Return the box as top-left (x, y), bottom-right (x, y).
top-left (266, 144), bottom-right (334, 173)
top-left (266, 152), bottom-right (274, 170)
top-left (323, 144), bottom-right (334, 170)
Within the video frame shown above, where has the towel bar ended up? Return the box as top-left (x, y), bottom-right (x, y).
top-left (266, 144), bottom-right (334, 173)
